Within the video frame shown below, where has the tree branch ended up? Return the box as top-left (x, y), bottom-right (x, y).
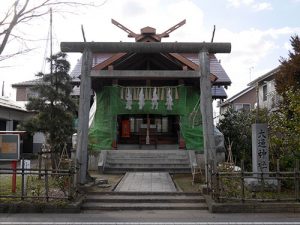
top-left (0, 0), bottom-right (106, 57)
top-left (0, 48), bottom-right (34, 61)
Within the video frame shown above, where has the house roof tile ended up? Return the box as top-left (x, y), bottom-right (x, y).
top-left (11, 78), bottom-right (44, 87)
top-left (219, 86), bottom-right (255, 107)
top-left (0, 97), bottom-right (27, 112)
top-left (181, 53), bottom-right (231, 85)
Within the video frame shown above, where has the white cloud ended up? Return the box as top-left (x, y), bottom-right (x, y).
top-left (215, 26), bottom-right (300, 97)
top-left (284, 41), bottom-right (292, 51)
top-left (227, 0), bottom-right (272, 11)
top-left (252, 2), bottom-right (272, 11)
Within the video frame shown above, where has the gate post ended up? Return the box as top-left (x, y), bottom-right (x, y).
top-left (199, 50), bottom-right (217, 187)
top-left (76, 48), bottom-right (93, 185)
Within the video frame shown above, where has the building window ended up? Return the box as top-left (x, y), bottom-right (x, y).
top-left (262, 84), bottom-right (267, 102)
top-left (234, 103), bottom-right (251, 112)
top-left (26, 89), bottom-right (39, 100)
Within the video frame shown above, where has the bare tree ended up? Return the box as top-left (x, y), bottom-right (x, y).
top-left (0, 0), bottom-right (106, 59)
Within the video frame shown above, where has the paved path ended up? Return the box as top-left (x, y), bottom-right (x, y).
top-left (115, 172), bottom-right (177, 192)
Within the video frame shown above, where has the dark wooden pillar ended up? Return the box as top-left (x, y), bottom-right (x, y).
top-left (76, 48), bottom-right (93, 184)
top-left (199, 50), bottom-right (217, 183)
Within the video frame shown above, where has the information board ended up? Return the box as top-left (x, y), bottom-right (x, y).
top-left (0, 134), bottom-right (20, 161)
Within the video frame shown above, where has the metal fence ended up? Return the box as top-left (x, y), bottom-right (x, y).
top-left (0, 159), bottom-right (76, 202)
top-left (209, 160), bottom-right (300, 203)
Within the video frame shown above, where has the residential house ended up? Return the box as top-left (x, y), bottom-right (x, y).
top-left (218, 67), bottom-right (281, 118)
top-left (0, 97), bottom-right (30, 131)
top-left (0, 97), bottom-right (33, 156)
top-left (248, 67), bottom-right (281, 111)
top-left (218, 86), bottom-right (256, 115)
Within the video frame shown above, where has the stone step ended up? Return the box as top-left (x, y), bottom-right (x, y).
top-left (86, 191), bottom-right (200, 196)
top-left (106, 155), bottom-right (189, 160)
top-left (85, 194), bottom-right (205, 203)
top-left (105, 160), bottom-right (190, 167)
top-left (101, 150), bottom-right (195, 174)
top-left (105, 164), bottom-right (190, 169)
top-left (103, 167), bottom-right (191, 173)
top-left (86, 191), bottom-right (202, 196)
top-left (106, 154), bottom-right (189, 158)
top-left (106, 154), bottom-right (190, 159)
top-left (106, 156), bottom-right (189, 160)
top-left (82, 202), bottom-right (208, 211)
top-left (105, 161), bottom-right (190, 166)
top-left (106, 150), bottom-right (187, 154)
top-left (107, 151), bottom-right (188, 154)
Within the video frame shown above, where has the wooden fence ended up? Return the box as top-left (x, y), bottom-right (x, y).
top-left (209, 160), bottom-right (300, 203)
top-left (0, 160), bottom-right (76, 202)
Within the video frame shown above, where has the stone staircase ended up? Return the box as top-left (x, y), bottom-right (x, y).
top-left (81, 191), bottom-right (208, 211)
top-left (98, 150), bottom-right (196, 174)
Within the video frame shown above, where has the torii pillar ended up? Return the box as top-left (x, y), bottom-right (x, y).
top-left (61, 42), bottom-right (231, 185)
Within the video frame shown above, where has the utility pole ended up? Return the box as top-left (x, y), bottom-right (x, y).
top-left (50, 8), bottom-right (53, 75)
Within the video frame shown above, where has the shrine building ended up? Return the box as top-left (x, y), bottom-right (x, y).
top-left (70, 19), bottom-right (231, 154)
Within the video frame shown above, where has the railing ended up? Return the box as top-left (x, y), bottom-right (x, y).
top-left (209, 160), bottom-right (300, 203)
top-left (0, 160), bottom-right (76, 202)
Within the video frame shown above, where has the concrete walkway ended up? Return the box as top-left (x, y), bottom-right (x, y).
top-left (114, 172), bottom-right (177, 192)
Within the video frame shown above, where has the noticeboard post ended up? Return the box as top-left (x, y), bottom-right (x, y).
top-left (0, 134), bottom-right (20, 193)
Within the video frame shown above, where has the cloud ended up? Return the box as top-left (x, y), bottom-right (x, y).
top-left (215, 26), bottom-right (300, 97)
top-left (284, 41), bottom-right (292, 51)
top-left (121, 1), bottom-right (146, 17)
top-left (227, 0), bottom-right (272, 11)
top-left (252, 2), bottom-right (272, 11)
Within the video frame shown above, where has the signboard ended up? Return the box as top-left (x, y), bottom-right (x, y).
top-left (0, 134), bottom-right (20, 161)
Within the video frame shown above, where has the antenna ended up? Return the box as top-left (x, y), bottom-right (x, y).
top-left (81, 25), bottom-right (87, 42)
top-left (158, 19), bottom-right (186, 38)
top-left (1, 81), bottom-right (4, 97)
top-left (211, 25), bottom-right (216, 42)
top-left (249, 66), bottom-right (254, 82)
top-left (111, 19), bottom-right (138, 38)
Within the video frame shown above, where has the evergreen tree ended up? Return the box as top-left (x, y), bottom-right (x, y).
top-left (272, 35), bottom-right (300, 168)
top-left (217, 108), bottom-right (254, 169)
top-left (22, 52), bottom-right (77, 169)
top-left (275, 35), bottom-right (300, 96)
top-left (217, 108), bottom-right (268, 169)
top-left (269, 88), bottom-right (300, 169)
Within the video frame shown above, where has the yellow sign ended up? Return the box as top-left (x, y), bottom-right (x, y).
top-left (0, 134), bottom-right (20, 160)
top-left (1, 142), bottom-right (17, 154)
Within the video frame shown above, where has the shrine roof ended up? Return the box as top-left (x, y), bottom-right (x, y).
top-left (70, 52), bottom-right (231, 86)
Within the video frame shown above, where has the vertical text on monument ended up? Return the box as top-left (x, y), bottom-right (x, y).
top-left (252, 123), bottom-right (269, 174)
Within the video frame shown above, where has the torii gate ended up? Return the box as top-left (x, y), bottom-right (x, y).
top-left (60, 41), bottom-right (231, 185)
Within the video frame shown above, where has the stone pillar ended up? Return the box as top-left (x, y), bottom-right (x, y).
top-left (76, 48), bottom-right (93, 184)
top-left (252, 123), bottom-right (269, 175)
top-left (199, 50), bottom-right (217, 183)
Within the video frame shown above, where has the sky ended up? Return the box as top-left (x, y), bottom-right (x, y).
top-left (1, 0), bottom-right (300, 106)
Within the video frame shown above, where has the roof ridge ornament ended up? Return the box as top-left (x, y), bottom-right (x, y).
top-left (111, 19), bottom-right (186, 42)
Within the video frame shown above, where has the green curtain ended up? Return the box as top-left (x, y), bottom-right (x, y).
top-left (88, 85), bottom-right (203, 152)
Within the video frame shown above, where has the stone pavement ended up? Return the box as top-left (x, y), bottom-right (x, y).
top-left (114, 172), bottom-right (177, 192)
